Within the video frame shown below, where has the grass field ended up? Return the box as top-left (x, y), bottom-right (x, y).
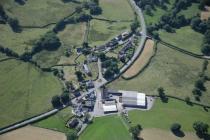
top-left (0, 24), bottom-right (52, 55)
top-left (108, 43), bottom-right (210, 105)
top-left (129, 99), bottom-right (210, 132)
top-left (79, 115), bottom-right (131, 140)
top-left (98, 0), bottom-right (135, 21)
top-left (159, 26), bottom-right (203, 54)
top-left (123, 39), bottom-right (155, 78)
top-left (1, 0), bottom-right (78, 26)
top-left (178, 3), bottom-right (200, 19)
top-left (34, 107), bottom-right (74, 134)
top-left (0, 59), bottom-right (62, 128)
top-left (88, 20), bottom-right (131, 46)
top-left (140, 128), bottom-right (200, 140)
top-left (0, 126), bottom-right (66, 140)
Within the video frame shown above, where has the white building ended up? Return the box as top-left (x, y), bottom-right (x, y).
top-left (103, 100), bottom-right (118, 113)
top-left (119, 90), bottom-right (146, 108)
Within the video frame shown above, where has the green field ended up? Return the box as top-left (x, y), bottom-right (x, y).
top-left (178, 3), bottom-right (200, 19)
top-left (129, 98), bottom-right (210, 132)
top-left (1, 0), bottom-right (78, 26)
top-left (34, 107), bottom-right (75, 134)
top-left (109, 43), bottom-right (210, 105)
top-left (79, 115), bottom-right (131, 140)
top-left (0, 59), bottom-right (62, 128)
top-left (159, 26), bottom-right (204, 54)
top-left (0, 24), bottom-right (52, 55)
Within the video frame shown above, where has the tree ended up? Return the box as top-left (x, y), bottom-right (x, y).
top-left (158, 87), bottom-right (165, 97)
top-left (98, 52), bottom-right (106, 61)
top-left (91, 0), bottom-right (99, 5)
top-left (130, 20), bottom-right (139, 32)
top-left (51, 95), bottom-right (62, 108)
top-left (201, 44), bottom-right (210, 56)
top-left (53, 20), bottom-right (66, 32)
top-left (66, 132), bottom-right (78, 140)
top-left (8, 18), bottom-right (22, 32)
top-left (185, 96), bottom-right (191, 104)
top-left (171, 123), bottom-right (181, 132)
top-left (193, 121), bottom-right (209, 136)
top-left (192, 88), bottom-right (202, 96)
top-left (145, 5), bottom-right (152, 15)
top-left (195, 79), bottom-right (205, 91)
top-left (75, 6), bottom-right (82, 13)
top-left (129, 124), bottom-right (142, 140)
top-left (61, 92), bottom-right (70, 105)
top-left (202, 60), bottom-right (209, 71)
top-left (152, 31), bottom-right (159, 39)
top-left (75, 71), bottom-right (84, 81)
top-left (90, 5), bottom-right (102, 15)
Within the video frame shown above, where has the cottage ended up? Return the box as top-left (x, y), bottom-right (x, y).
top-left (68, 119), bottom-right (79, 128)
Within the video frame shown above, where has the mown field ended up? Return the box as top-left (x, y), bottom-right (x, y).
top-left (129, 99), bottom-right (210, 132)
top-left (34, 107), bottom-right (75, 134)
top-left (109, 43), bottom-right (210, 105)
top-left (79, 115), bottom-right (131, 140)
top-left (1, 0), bottom-right (79, 26)
top-left (159, 26), bottom-right (203, 54)
top-left (0, 59), bottom-right (62, 128)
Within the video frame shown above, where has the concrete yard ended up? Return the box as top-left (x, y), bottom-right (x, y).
top-left (0, 126), bottom-right (66, 140)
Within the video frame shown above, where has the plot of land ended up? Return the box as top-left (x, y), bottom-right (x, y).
top-left (1, 0), bottom-right (78, 26)
top-left (123, 39), bottom-right (154, 78)
top-left (109, 43), bottom-right (210, 105)
top-left (0, 24), bottom-right (52, 55)
top-left (0, 126), bottom-right (66, 140)
top-left (129, 99), bottom-right (210, 131)
top-left (179, 3), bottom-right (200, 19)
top-left (34, 107), bottom-right (75, 134)
top-left (159, 26), bottom-right (203, 54)
top-left (201, 6), bottom-right (210, 20)
top-left (140, 128), bottom-right (200, 140)
top-left (0, 59), bottom-right (62, 128)
top-left (79, 115), bottom-right (131, 140)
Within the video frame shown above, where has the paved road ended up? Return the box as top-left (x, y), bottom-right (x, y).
top-left (0, 109), bottom-right (58, 135)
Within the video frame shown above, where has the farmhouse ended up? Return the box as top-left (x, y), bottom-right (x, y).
top-left (119, 90), bottom-right (147, 108)
top-left (103, 100), bottom-right (118, 113)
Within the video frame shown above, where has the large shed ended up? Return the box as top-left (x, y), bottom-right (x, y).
top-left (119, 90), bottom-right (146, 108)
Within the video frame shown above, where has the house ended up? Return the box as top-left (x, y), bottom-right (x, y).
top-left (95, 45), bottom-right (106, 51)
top-left (83, 64), bottom-right (91, 75)
top-left (76, 48), bottom-right (83, 55)
top-left (119, 90), bottom-right (147, 108)
top-left (83, 100), bottom-right (95, 110)
top-left (85, 80), bottom-right (94, 89)
top-left (87, 54), bottom-right (98, 62)
top-left (68, 119), bottom-right (79, 128)
top-left (73, 91), bottom-right (81, 97)
top-left (122, 31), bottom-right (132, 41)
top-left (119, 41), bottom-right (133, 55)
top-left (103, 100), bottom-right (118, 113)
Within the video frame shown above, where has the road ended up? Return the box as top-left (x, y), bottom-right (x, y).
top-left (0, 0), bottom-right (147, 135)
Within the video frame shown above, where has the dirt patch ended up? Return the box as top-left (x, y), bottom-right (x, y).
top-left (0, 126), bottom-right (66, 140)
top-left (140, 128), bottom-right (200, 140)
top-left (123, 39), bottom-right (154, 78)
top-left (201, 6), bottom-right (210, 20)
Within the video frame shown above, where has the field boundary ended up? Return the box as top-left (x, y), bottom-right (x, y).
top-left (122, 40), bottom-right (157, 80)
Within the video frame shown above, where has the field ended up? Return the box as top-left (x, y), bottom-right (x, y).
top-left (123, 39), bottom-right (155, 78)
top-left (159, 26), bottom-right (204, 54)
top-left (0, 126), bottom-right (66, 140)
top-left (201, 6), bottom-right (210, 20)
top-left (129, 99), bottom-right (210, 132)
top-left (0, 59), bottom-right (62, 128)
top-left (79, 115), bottom-right (131, 140)
top-left (34, 107), bottom-right (75, 134)
top-left (0, 24), bottom-right (52, 55)
top-left (178, 3), bottom-right (200, 19)
top-left (108, 43), bottom-right (210, 105)
top-left (140, 128), bottom-right (199, 140)
top-left (1, 0), bottom-right (78, 26)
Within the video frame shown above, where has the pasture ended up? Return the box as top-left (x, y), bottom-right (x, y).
top-left (79, 115), bottom-right (131, 140)
top-left (0, 59), bottom-right (62, 128)
top-left (123, 39), bottom-right (155, 78)
top-left (129, 99), bottom-right (210, 131)
top-left (108, 43), bottom-right (210, 105)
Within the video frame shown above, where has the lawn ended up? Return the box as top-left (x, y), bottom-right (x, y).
top-left (79, 115), bottom-right (131, 140)
top-left (1, 0), bottom-right (79, 26)
top-left (0, 59), bottom-right (63, 128)
top-left (88, 20), bottom-right (131, 46)
top-left (159, 26), bottom-right (204, 54)
top-left (108, 43), bottom-right (210, 105)
top-left (178, 3), bottom-right (200, 19)
top-left (98, 0), bottom-right (135, 21)
top-left (0, 24), bottom-right (52, 55)
top-left (129, 98), bottom-right (210, 132)
top-left (34, 107), bottom-right (75, 134)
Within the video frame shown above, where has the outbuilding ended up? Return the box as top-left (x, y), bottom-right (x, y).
top-left (103, 100), bottom-right (118, 113)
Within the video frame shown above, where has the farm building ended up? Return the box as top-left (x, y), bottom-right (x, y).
top-left (103, 100), bottom-right (118, 113)
top-left (119, 90), bottom-right (147, 108)
top-left (83, 64), bottom-right (91, 75)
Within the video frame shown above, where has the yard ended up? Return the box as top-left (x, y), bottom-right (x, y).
top-left (34, 107), bottom-right (75, 134)
top-left (159, 26), bottom-right (204, 54)
top-left (108, 43), bottom-right (210, 105)
top-left (79, 115), bottom-right (131, 140)
top-left (0, 59), bottom-right (63, 128)
top-left (129, 98), bottom-right (210, 132)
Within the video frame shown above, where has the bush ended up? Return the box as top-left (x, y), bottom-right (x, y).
top-left (8, 18), bottom-right (22, 32)
top-left (171, 123), bottom-right (181, 132)
top-left (51, 95), bottom-right (62, 108)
